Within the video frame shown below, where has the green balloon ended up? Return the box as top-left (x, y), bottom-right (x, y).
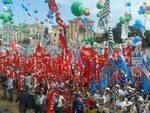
top-left (71, 2), bottom-right (85, 17)
top-left (96, 3), bottom-right (104, 9)
top-left (0, 14), bottom-right (5, 19)
top-left (97, 13), bottom-right (100, 17)
top-left (119, 16), bottom-right (126, 24)
top-left (9, 12), bottom-right (14, 17)
top-left (40, 21), bottom-right (44, 24)
top-left (10, 21), bottom-right (14, 24)
top-left (126, 16), bottom-right (132, 22)
top-left (3, 16), bottom-right (10, 23)
top-left (3, 0), bottom-right (12, 5)
top-left (34, 10), bottom-right (38, 13)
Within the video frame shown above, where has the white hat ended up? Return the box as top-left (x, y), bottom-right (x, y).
top-left (138, 97), bottom-right (144, 102)
top-left (129, 90), bottom-right (133, 93)
top-left (105, 87), bottom-right (110, 91)
top-left (115, 84), bottom-right (120, 88)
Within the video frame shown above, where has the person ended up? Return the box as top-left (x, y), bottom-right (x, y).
top-left (35, 90), bottom-right (45, 113)
top-left (53, 90), bottom-right (65, 113)
top-left (29, 77), bottom-right (38, 111)
top-left (46, 88), bottom-right (56, 113)
top-left (41, 79), bottom-right (48, 95)
top-left (16, 88), bottom-right (30, 113)
top-left (0, 74), bottom-right (8, 100)
top-left (7, 76), bottom-right (14, 102)
top-left (72, 94), bottom-right (85, 113)
top-left (24, 73), bottom-right (32, 90)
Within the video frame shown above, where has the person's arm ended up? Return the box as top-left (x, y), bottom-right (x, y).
top-left (83, 104), bottom-right (86, 113)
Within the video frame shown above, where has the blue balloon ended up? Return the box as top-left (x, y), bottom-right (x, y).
top-left (47, 11), bottom-right (54, 19)
top-left (21, 3), bottom-right (28, 12)
top-left (80, 17), bottom-right (85, 24)
top-left (44, 0), bottom-right (48, 3)
top-left (127, 2), bottom-right (131, 7)
top-left (133, 36), bottom-right (140, 44)
top-left (2, 0), bottom-right (12, 5)
top-left (138, 6), bottom-right (146, 15)
top-left (133, 19), bottom-right (145, 30)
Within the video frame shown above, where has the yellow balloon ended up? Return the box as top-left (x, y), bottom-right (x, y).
top-left (146, 11), bottom-right (150, 15)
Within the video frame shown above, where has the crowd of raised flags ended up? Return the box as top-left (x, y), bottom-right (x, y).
top-left (0, 37), bottom-right (150, 93)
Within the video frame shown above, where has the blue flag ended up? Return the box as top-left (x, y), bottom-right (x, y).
top-left (98, 75), bottom-right (108, 89)
top-left (116, 55), bottom-right (134, 83)
top-left (90, 78), bottom-right (97, 93)
top-left (141, 75), bottom-right (150, 93)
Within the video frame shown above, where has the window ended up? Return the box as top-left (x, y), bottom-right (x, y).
top-left (54, 33), bottom-right (57, 37)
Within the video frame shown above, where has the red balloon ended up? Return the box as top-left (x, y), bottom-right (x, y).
top-left (146, 5), bottom-right (150, 10)
top-left (79, 22), bottom-right (83, 27)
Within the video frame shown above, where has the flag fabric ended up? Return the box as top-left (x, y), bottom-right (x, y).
top-left (58, 33), bottom-right (67, 49)
top-left (141, 74), bottom-right (150, 93)
top-left (9, 39), bottom-right (18, 51)
top-left (98, 75), bottom-right (108, 89)
top-left (90, 77), bottom-right (97, 93)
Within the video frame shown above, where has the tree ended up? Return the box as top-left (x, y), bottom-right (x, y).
top-left (143, 30), bottom-right (150, 48)
top-left (112, 23), bottom-right (123, 43)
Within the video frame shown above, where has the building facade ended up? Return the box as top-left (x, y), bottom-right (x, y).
top-left (50, 17), bottom-right (94, 46)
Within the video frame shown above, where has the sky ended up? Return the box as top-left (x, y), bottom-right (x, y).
top-left (0, 0), bottom-right (150, 30)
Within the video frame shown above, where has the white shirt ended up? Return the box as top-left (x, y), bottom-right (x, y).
top-left (8, 78), bottom-right (14, 89)
top-left (39, 95), bottom-right (45, 105)
top-left (54, 95), bottom-right (64, 107)
top-left (25, 76), bottom-right (32, 88)
top-left (118, 89), bottom-right (125, 96)
top-left (102, 95), bottom-right (107, 104)
top-left (29, 83), bottom-right (37, 95)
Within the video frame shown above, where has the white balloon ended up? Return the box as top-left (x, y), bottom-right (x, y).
top-left (3, 6), bottom-right (8, 12)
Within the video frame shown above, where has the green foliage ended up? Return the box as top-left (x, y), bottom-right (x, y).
top-left (112, 23), bottom-right (123, 43)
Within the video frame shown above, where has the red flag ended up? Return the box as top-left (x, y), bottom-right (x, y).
top-left (34, 43), bottom-right (46, 57)
top-left (9, 39), bottom-right (18, 51)
top-left (58, 33), bottom-right (67, 49)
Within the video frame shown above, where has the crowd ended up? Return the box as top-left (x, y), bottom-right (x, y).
top-left (0, 71), bottom-right (150, 113)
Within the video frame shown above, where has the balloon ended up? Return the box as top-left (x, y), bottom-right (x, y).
top-left (97, 13), bottom-right (100, 17)
top-left (126, 16), bottom-right (132, 22)
top-left (10, 21), bottom-right (14, 24)
top-left (0, 14), bottom-right (5, 19)
top-left (84, 8), bottom-right (91, 16)
top-left (80, 17), bottom-right (85, 24)
top-left (146, 5), bottom-right (150, 10)
top-left (79, 21), bottom-right (83, 27)
top-left (47, 11), bottom-right (54, 19)
top-left (133, 36), bottom-right (140, 44)
top-left (21, 3), bottom-right (28, 12)
top-left (3, 6), bottom-right (12, 13)
top-left (127, 2), bottom-right (131, 7)
top-left (138, 6), bottom-right (146, 15)
top-left (34, 10), bottom-right (38, 13)
top-left (119, 16), bottom-right (126, 24)
top-left (71, 2), bottom-right (85, 16)
top-left (44, 0), bottom-right (48, 3)
top-left (133, 19), bottom-right (145, 30)
top-left (3, 16), bottom-right (10, 23)
top-left (45, 18), bottom-right (48, 22)
top-left (96, 2), bottom-right (104, 9)
top-left (143, 0), bottom-right (147, 6)
top-left (146, 11), bottom-right (150, 15)
top-left (40, 21), bottom-right (44, 24)
top-left (2, 0), bottom-right (12, 5)
top-left (27, 12), bottom-right (32, 17)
